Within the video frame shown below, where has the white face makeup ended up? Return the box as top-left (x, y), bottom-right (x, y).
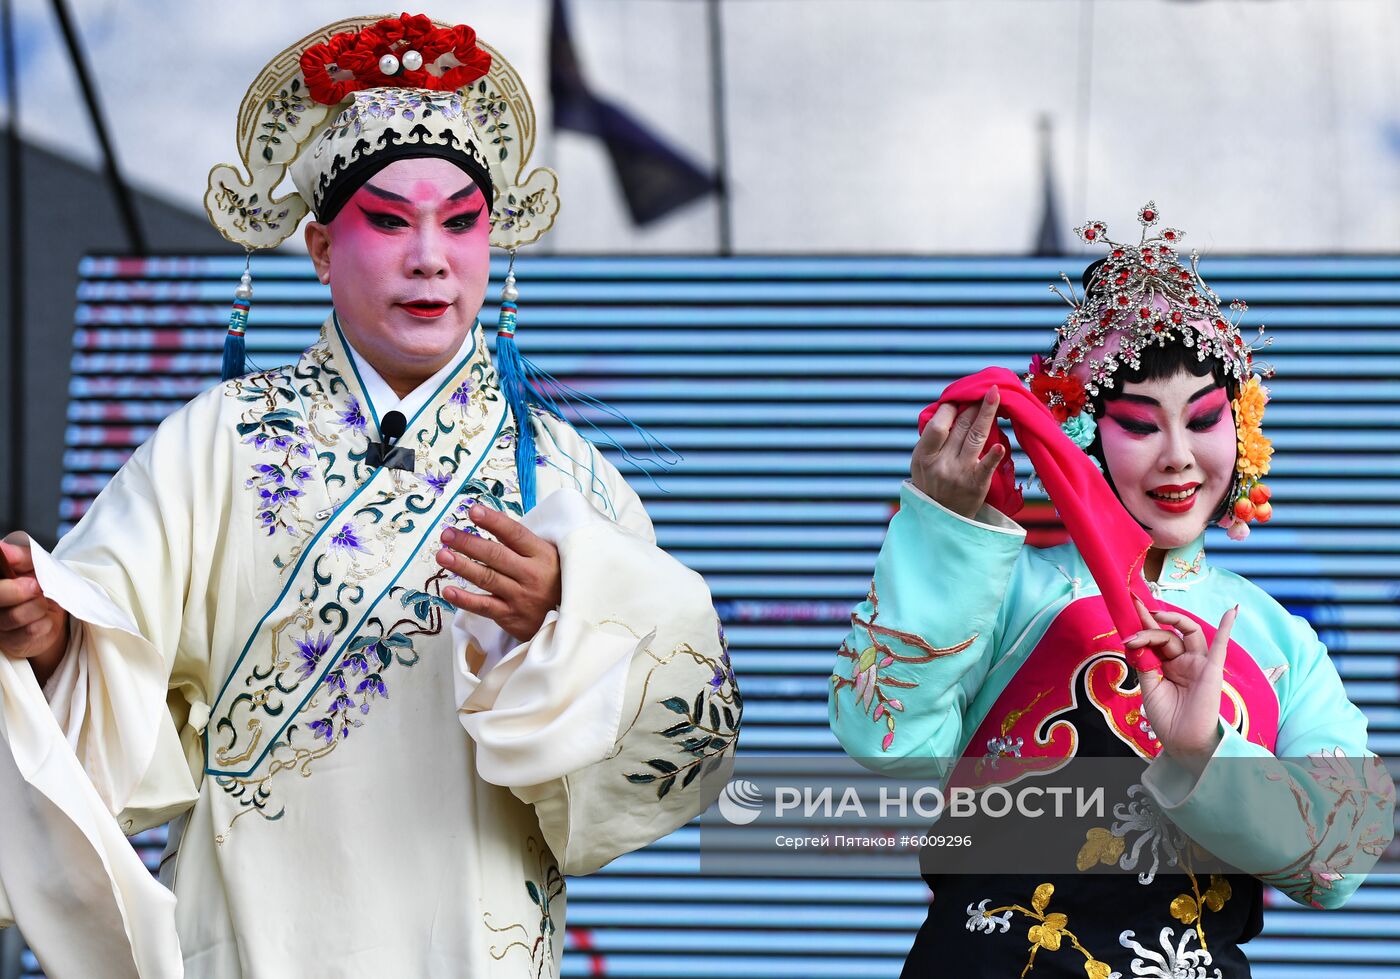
top-left (1097, 369), bottom-right (1238, 554)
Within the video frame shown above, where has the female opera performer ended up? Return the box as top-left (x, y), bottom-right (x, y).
top-left (829, 204), bottom-right (1394, 977)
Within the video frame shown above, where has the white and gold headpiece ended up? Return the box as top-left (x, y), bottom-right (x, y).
top-left (205, 13), bottom-right (559, 251)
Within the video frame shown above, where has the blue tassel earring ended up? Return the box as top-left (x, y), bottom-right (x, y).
top-left (493, 250), bottom-right (541, 510)
top-left (222, 251), bottom-right (252, 381)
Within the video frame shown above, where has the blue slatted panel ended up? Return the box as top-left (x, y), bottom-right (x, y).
top-left (18, 254), bottom-right (1400, 978)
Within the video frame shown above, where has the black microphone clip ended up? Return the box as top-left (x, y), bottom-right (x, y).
top-left (367, 410), bottom-right (415, 472)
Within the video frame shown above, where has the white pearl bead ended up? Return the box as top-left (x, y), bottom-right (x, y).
top-left (401, 49), bottom-right (423, 72)
top-left (235, 284), bottom-right (253, 300)
top-left (379, 53), bottom-right (401, 76)
top-left (502, 282), bottom-right (519, 302)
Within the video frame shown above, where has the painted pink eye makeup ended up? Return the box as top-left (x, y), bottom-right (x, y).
top-left (1188, 389), bottom-right (1229, 419)
top-left (1104, 406), bottom-right (1159, 434)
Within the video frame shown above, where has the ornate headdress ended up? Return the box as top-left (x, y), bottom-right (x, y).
top-left (204, 13), bottom-right (574, 508)
top-left (205, 13), bottom-right (558, 253)
top-left (1026, 203), bottom-right (1276, 539)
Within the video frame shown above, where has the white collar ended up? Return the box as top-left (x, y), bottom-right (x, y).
top-left (344, 331), bottom-right (476, 429)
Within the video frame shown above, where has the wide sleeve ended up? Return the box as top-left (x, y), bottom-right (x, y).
top-left (452, 414), bottom-right (738, 876)
top-left (829, 481), bottom-right (1026, 777)
top-left (0, 392), bottom-right (221, 974)
top-left (1142, 606), bottom-right (1396, 909)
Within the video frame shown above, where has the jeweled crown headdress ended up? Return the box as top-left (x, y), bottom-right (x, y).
top-left (1043, 201), bottom-right (1272, 401)
top-left (1027, 203), bottom-right (1278, 539)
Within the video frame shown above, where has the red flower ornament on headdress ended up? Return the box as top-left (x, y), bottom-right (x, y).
top-left (300, 13), bottom-right (492, 105)
top-left (1026, 354), bottom-right (1088, 423)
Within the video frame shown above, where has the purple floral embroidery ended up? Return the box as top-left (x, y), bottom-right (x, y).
top-left (450, 379), bottom-right (474, 407)
top-left (356, 674), bottom-right (388, 699)
top-left (329, 522), bottom-right (371, 556)
top-left (338, 396), bottom-right (368, 432)
top-left (294, 631), bottom-right (334, 680)
top-left (344, 650), bottom-right (371, 675)
top-left (306, 632), bottom-right (415, 747)
top-left (249, 463), bottom-right (285, 486)
top-left (233, 387), bottom-right (315, 538)
top-left (421, 468), bottom-right (453, 497)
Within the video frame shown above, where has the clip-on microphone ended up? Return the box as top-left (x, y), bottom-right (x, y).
top-left (367, 410), bottom-right (415, 471)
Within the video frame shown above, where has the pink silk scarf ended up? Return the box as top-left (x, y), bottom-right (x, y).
top-left (918, 367), bottom-right (1162, 671)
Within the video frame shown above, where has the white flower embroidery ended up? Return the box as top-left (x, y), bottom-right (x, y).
top-left (1119, 926), bottom-right (1222, 978)
top-left (964, 899), bottom-right (1012, 934)
top-left (1112, 784), bottom-right (1187, 885)
top-left (1308, 746), bottom-right (1366, 795)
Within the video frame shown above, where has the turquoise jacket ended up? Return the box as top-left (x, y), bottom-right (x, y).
top-left (830, 481), bottom-right (1394, 911)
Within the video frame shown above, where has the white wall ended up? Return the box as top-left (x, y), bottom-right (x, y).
top-left (6, 0), bottom-right (1399, 253)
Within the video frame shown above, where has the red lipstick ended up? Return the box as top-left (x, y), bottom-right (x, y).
top-left (397, 301), bottom-right (450, 318)
top-left (1147, 481), bottom-right (1201, 514)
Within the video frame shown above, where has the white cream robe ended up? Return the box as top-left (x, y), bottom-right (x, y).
top-left (0, 318), bottom-right (738, 978)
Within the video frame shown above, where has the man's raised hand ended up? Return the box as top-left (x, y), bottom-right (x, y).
top-left (436, 505), bottom-right (563, 643)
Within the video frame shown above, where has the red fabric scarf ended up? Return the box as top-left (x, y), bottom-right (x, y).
top-left (918, 367), bottom-right (1162, 671)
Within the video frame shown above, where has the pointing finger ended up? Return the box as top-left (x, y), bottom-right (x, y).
top-left (1208, 605), bottom-right (1239, 670)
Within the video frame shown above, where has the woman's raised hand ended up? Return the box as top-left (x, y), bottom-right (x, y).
top-left (1127, 595), bottom-right (1237, 772)
top-left (911, 387), bottom-right (1005, 518)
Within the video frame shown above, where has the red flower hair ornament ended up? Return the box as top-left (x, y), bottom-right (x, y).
top-left (1026, 354), bottom-right (1088, 423)
top-left (300, 13), bottom-right (493, 105)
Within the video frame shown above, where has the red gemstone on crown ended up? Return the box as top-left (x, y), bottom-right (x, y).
top-left (1143, 209), bottom-right (1155, 221)
top-left (1139, 308), bottom-right (1151, 319)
